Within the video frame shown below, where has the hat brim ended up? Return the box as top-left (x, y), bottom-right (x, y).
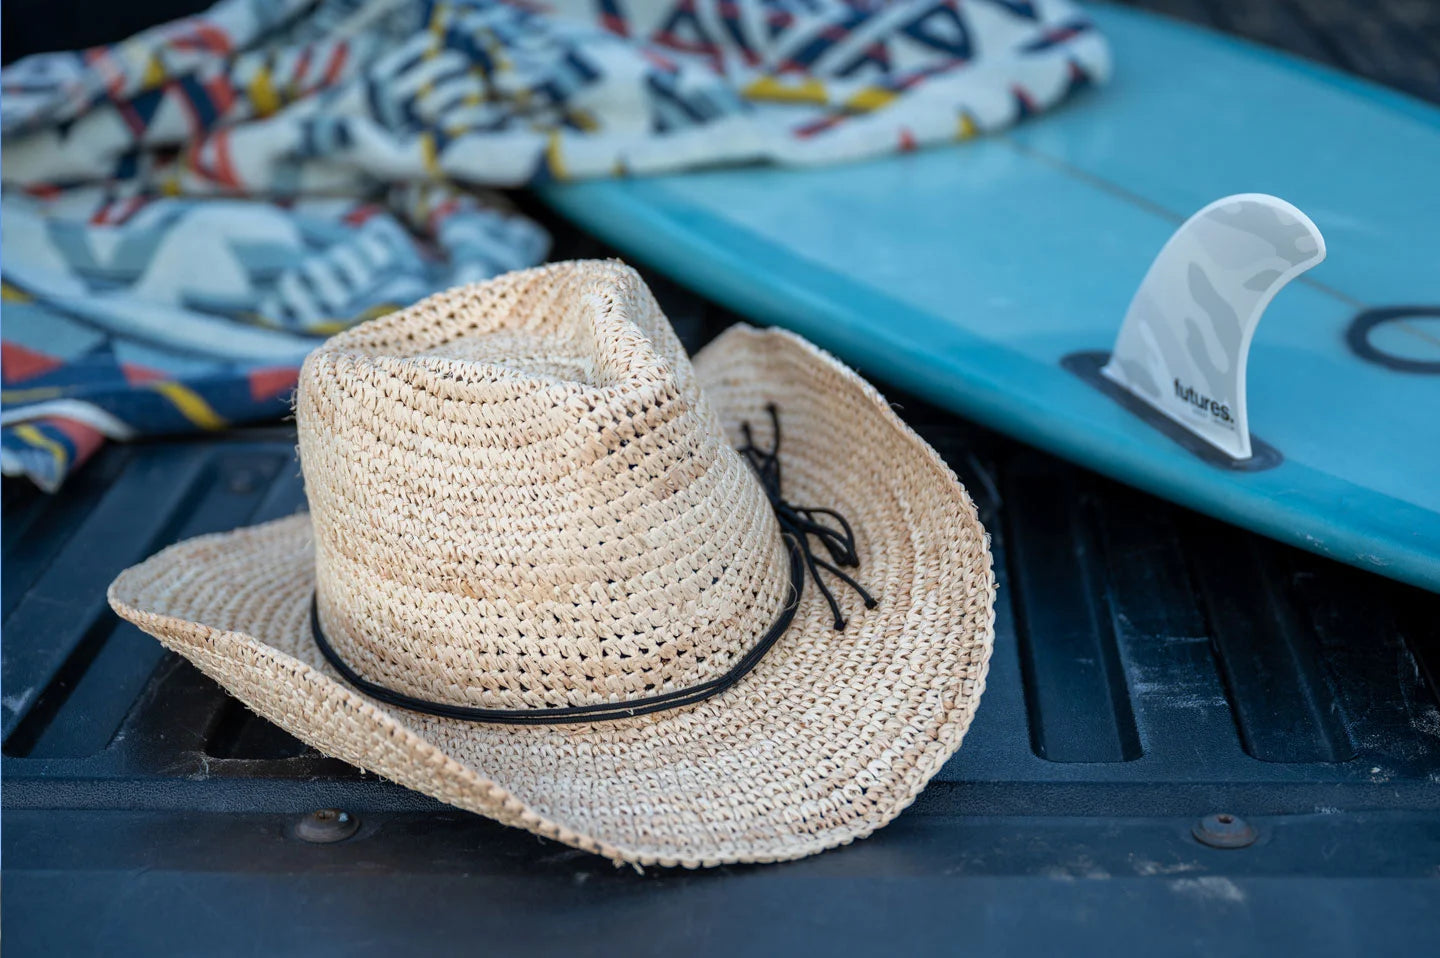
top-left (109, 325), bottom-right (995, 867)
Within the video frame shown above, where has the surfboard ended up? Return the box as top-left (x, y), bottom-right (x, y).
top-left (538, 2), bottom-right (1440, 592)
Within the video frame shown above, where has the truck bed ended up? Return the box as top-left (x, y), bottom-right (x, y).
top-left (5, 1), bottom-right (1440, 953)
top-left (7, 220), bottom-right (1440, 951)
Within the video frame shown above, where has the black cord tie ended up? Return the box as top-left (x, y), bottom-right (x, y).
top-left (310, 404), bottom-right (875, 724)
top-left (738, 404), bottom-right (878, 631)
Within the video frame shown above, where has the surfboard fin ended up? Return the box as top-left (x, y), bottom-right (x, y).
top-left (1099, 194), bottom-right (1326, 461)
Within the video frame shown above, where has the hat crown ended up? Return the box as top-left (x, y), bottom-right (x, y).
top-left (297, 262), bottom-right (790, 712)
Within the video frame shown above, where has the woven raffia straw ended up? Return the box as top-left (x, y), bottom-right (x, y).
top-left (109, 260), bottom-right (995, 867)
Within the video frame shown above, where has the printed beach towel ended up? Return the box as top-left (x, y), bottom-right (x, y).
top-left (1, 0), bottom-right (1109, 489)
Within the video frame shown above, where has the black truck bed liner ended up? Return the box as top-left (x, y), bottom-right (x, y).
top-left (6, 237), bottom-right (1440, 952)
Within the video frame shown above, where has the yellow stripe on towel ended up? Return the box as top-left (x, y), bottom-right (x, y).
top-left (12, 423), bottom-right (68, 472)
top-left (149, 381), bottom-right (228, 430)
top-left (248, 63), bottom-right (281, 116)
top-left (743, 76), bottom-right (828, 105)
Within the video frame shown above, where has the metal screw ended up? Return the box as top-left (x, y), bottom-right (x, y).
top-left (293, 808), bottom-right (359, 844)
top-left (1192, 812), bottom-right (1257, 849)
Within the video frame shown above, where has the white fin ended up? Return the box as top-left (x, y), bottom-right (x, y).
top-left (1102, 194), bottom-right (1326, 460)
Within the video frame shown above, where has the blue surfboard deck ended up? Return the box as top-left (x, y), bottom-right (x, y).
top-left (539, 3), bottom-right (1440, 592)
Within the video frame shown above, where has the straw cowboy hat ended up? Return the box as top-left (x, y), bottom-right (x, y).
top-left (109, 260), bottom-right (995, 867)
